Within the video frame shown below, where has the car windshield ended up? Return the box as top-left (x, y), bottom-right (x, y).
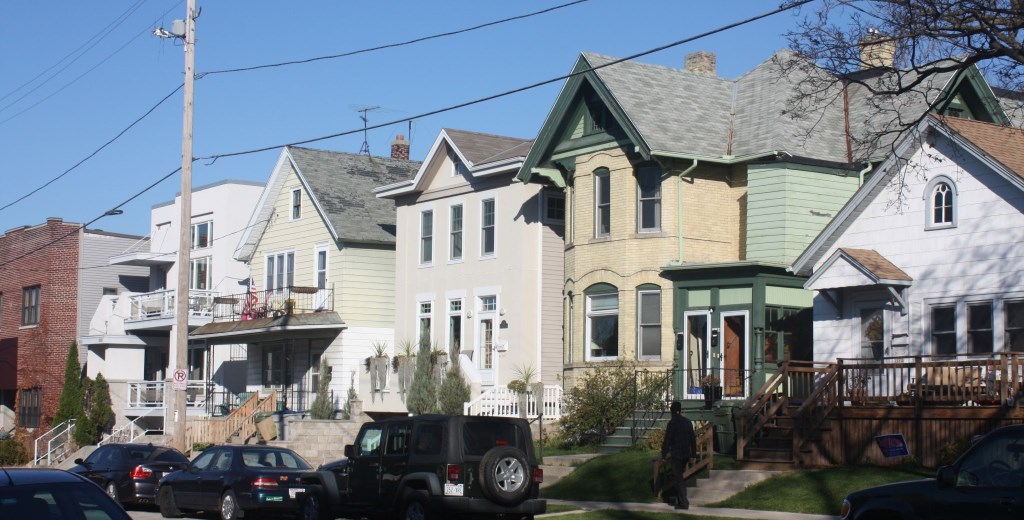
top-left (0, 482), bottom-right (127, 520)
top-left (241, 449), bottom-right (311, 469)
top-left (152, 449), bottom-right (188, 463)
top-left (125, 446), bottom-right (157, 461)
top-left (462, 421), bottom-right (524, 456)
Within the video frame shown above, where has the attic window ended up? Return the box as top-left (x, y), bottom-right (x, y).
top-left (586, 103), bottom-right (607, 135)
top-left (923, 176), bottom-right (957, 230)
top-left (450, 150), bottom-right (468, 177)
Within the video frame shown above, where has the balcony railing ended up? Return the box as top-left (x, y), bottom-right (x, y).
top-left (125, 381), bottom-right (330, 416)
top-left (127, 289), bottom-right (218, 321)
top-left (211, 286), bottom-right (334, 321)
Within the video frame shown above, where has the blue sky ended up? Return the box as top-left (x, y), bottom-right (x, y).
top-left (0, 0), bottom-right (803, 237)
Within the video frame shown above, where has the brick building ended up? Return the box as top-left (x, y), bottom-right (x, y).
top-left (0, 218), bottom-right (147, 434)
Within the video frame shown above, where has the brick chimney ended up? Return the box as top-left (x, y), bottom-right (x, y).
top-left (685, 51), bottom-right (716, 77)
top-left (391, 135), bottom-right (410, 160)
top-left (859, 29), bottom-right (895, 70)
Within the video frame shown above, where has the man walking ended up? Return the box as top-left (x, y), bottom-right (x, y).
top-left (661, 400), bottom-right (697, 509)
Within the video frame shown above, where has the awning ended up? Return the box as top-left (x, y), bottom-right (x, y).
top-left (805, 248), bottom-right (913, 312)
top-left (189, 312), bottom-right (346, 343)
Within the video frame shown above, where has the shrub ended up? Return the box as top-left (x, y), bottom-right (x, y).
top-left (0, 434), bottom-right (29, 466)
top-left (308, 358), bottom-right (335, 420)
top-left (437, 357), bottom-right (471, 415)
top-left (74, 374), bottom-right (114, 446)
top-left (406, 340), bottom-right (438, 415)
top-left (559, 361), bottom-right (669, 447)
top-left (53, 341), bottom-right (83, 427)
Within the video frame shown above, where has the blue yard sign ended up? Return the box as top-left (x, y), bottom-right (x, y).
top-left (875, 434), bottom-right (910, 458)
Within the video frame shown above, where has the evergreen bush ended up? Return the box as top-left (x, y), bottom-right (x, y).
top-left (53, 341), bottom-right (83, 427)
top-left (406, 340), bottom-right (438, 415)
top-left (308, 358), bottom-right (335, 420)
top-left (437, 355), bottom-right (471, 415)
top-left (0, 434), bottom-right (29, 466)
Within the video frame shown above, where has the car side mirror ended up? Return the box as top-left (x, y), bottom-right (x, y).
top-left (74, 458), bottom-right (86, 465)
top-left (344, 445), bottom-right (354, 459)
top-left (937, 465), bottom-right (955, 487)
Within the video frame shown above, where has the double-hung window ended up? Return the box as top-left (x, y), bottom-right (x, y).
top-left (189, 257), bottom-right (212, 290)
top-left (481, 199), bottom-right (495, 257)
top-left (291, 189), bottom-right (302, 220)
top-left (21, 285), bottom-right (40, 326)
top-left (316, 248), bottom-right (328, 289)
top-left (586, 285), bottom-right (618, 360)
top-left (932, 306), bottom-right (956, 355)
top-left (594, 169), bottom-right (611, 237)
top-left (637, 287), bottom-right (661, 360)
top-left (1005, 301), bottom-right (1024, 352)
top-left (191, 221), bottom-right (212, 249)
top-left (265, 252), bottom-right (295, 291)
top-left (637, 166), bottom-right (661, 232)
top-left (420, 210), bottom-right (433, 265)
top-left (18, 387), bottom-right (40, 428)
top-left (450, 205), bottom-right (463, 261)
top-left (968, 303), bottom-right (993, 353)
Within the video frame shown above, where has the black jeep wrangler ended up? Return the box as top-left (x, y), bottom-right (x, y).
top-left (303, 414), bottom-right (546, 520)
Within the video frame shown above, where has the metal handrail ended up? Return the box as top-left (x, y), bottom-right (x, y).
top-left (33, 419), bottom-right (75, 466)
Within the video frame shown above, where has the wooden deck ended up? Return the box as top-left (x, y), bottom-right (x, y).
top-left (737, 353), bottom-right (1024, 467)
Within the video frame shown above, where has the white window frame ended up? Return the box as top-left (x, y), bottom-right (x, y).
top-left (636, 166), bottom-right (661, 233)
top-left (477, 295), bottom-right (498, 371)
top-left (314, 244), bottom-right (329, 289)
top-left (21, 285), bottom-right (40, 327)
top-left (420, 209), bottom-right (434, 266)
top-left (417, 300), bottom-right (433, 348)
top-left (265, 251), bottom-right (295, 291)
top-left (923, 176), bottom-right (957, 230)
top-left (637, 288), bottom-right (661, 361)
top-left (480, 198), bottom-right (496, 258)
top-left (189, 256), bottom-right (212, 290)
top-left (447, 298), bottom-right (463, 356)
top-left (449, 203), bottom-right (463, 262)
top-left (585, 289), bottom-right (618, 362)
top-left (190, 220), bottom-right (213, 249)
top-left (291, 189), bottom-right (302, 220)
top-left (594, 169), bottom-right (611, 238)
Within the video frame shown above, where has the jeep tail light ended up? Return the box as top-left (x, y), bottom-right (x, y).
top-left (130, 466), bottom-right (153, 479)
top-left (252, 477), bottom-right (279, 488)
top-left (446, 464), bottom-right (461, 483)
top-left (532, 467), bottom-right (543, 484)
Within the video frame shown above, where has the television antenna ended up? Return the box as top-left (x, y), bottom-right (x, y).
top-left (351, 105), bottom-right (380, 156)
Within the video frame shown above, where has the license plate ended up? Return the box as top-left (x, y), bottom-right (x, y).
top-left (266, 496), bottom-right (283, 502)
top-left (443, 483), bottom-right (464, 496)
top-left (288, 487), bottom-right (305, 499)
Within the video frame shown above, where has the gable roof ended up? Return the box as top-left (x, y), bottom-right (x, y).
top-left (375, 129), bottom-right (530, 198)
top-left (804, 247), bottom-right (912, 290)
top-left (837, 248), bottom-right (911, 282)
top-left (790, 114), bottom-right (1024, 277)
top-left (235, 147), bottom-right (419, 260)
top-left (517, 50), bottom-right (1004, 185)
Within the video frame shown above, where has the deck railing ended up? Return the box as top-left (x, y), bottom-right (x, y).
top-left (210, 286), bottom-right (334, 321)
top-left (126, 380), bottom-right (228, 410)
top-left (185, 389), bottom-right (277, 451)
top-left (463, 385), bottom-right (563, 418)
top-left (127, 289), bottom-right (217, 321)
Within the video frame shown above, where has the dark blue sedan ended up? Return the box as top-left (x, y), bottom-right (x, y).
top-left (156, 444), bottom-right (314, 520)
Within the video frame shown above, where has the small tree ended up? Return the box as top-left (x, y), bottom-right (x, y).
top-left (558, 361), bottom-right (668, 447)
top-left (406, 340), bottom-right (438, 415)
top-left (437, 353), bottom-right (471, 415)
top-left (0, 433), bottom-right (29, 466)
top-left (74, 375), bottom-right (114, 446)
top-left (53, 341), bottom-right (83, 427)
top-left (308, 358), bottom-right (335, 420)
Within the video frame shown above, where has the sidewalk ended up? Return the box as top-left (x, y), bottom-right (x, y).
top-left (544, 499), bottom-right (840, 519)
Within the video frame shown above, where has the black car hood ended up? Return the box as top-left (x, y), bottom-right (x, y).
top-left (851, 478), bottom-right (936, 498)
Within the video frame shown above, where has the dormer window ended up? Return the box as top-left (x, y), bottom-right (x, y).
top-left (924, 176), bottom-right (957, 230)
top-left (450, 150), bottom-right (468, 177)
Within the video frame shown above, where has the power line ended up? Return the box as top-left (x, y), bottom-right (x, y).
top-left (0, 1), bottom-right (183, 125)
top-left (199, 0), bottom-right (812, 161)
top-left (1, 0), bottom-right (812, 267)
top-left (0, 0), bottom-right (149, 108)
top-left (202, 0), bottom-right (592, 77)
top-left (0, 83), bottom-right (184, 214)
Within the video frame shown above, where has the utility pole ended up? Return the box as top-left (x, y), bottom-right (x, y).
top-left (166, 0), bottom-right (197, 452)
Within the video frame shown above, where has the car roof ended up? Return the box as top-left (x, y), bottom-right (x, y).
top-left (0, 468), bottom-right (90, 486)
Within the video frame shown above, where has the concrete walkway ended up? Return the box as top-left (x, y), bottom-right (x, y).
top-left (544, 499), bottom-right (840, 519)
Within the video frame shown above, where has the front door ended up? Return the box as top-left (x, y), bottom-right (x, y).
top-left (721, 312), bottom-right (747, 398)
top-left (683, 312), bottom-right (710, 399)
top-left (477, 295), bottom-right (498, 386)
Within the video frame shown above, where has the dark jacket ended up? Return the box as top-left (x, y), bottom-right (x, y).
top-left (661, 413), bottom-right (697, 460)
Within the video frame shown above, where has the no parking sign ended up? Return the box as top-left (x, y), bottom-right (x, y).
top-left (172, 368), bottom-right (188, 391)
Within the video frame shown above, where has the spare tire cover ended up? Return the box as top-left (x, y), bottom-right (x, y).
top-left (478, 446), bottom-right (531, 506)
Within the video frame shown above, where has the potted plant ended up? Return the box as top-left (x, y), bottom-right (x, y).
top-left (392, 339), bottom-right (416, 402)
top-left (700, 373), bottom-right (722, 410)
top-left (847, 373), bottom-right (868, 405)
top-left (509, 364), bottom-right (538, 418)
top-left (366, 340), bottom-right (390, 403)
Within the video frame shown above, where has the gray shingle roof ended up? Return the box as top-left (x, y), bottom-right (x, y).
top-left (443, 129), bottom-right (532, 166)
top-left (288, 146), bottom-right (419, 244)
top-left (579, 50), bottom-right (967, 164)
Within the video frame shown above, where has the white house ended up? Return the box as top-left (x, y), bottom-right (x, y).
top-left (791, 115), bottom-right (1024, 362)
top-left (81, 179), bottom-right (264, 434)
top-left (375, 129), bottom-right (565, 415)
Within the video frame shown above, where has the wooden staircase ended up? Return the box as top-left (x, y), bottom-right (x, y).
top-left (736, 361), bottom-right (838, 465)
top-left (185, 389), bottom-right (278, 453)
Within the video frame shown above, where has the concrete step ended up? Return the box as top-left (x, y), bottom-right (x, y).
top-left (538, 453), bottom-right (600, 488)
top-left (688, 469), bottom-right (787, 506)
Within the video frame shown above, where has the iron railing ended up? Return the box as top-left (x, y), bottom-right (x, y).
top-left (210, 286), bottom-right (334, 321)
top-left (33, 419), bottom-right (75, 466)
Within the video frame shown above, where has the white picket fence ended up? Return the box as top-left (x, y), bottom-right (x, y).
top-left (464, 385), bottom-right (562, 419)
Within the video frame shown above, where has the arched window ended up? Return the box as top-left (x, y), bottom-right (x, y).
top-left (923, 176), bottom-right (957, 229)
top-left (585, 283), bottom-right (618, 361)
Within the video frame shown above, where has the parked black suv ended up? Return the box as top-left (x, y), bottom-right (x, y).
top-left (841, 424), bottom-right (1024, 520)
top-left (304, 414), bottom-right (545, 520)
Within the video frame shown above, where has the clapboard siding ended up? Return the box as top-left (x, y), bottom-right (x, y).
top-left (78, 232), bottom-right (149, 339)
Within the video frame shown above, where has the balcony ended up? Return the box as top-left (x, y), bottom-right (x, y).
top-left (124, 380), bottom-right (225, 417)
top-left (209, 286), bottom-right (333, 321)
top-left (124, 289), bottom-right (217, 331)
top-left (191, 286), bottom-right (342, 343)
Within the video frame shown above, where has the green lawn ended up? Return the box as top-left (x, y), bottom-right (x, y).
top-left (542, 510), bottom-right (752, 520)
top-left (541, 448), bottom-right (932, 515)
top-left (712, 465), bottom-right (932, 515)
